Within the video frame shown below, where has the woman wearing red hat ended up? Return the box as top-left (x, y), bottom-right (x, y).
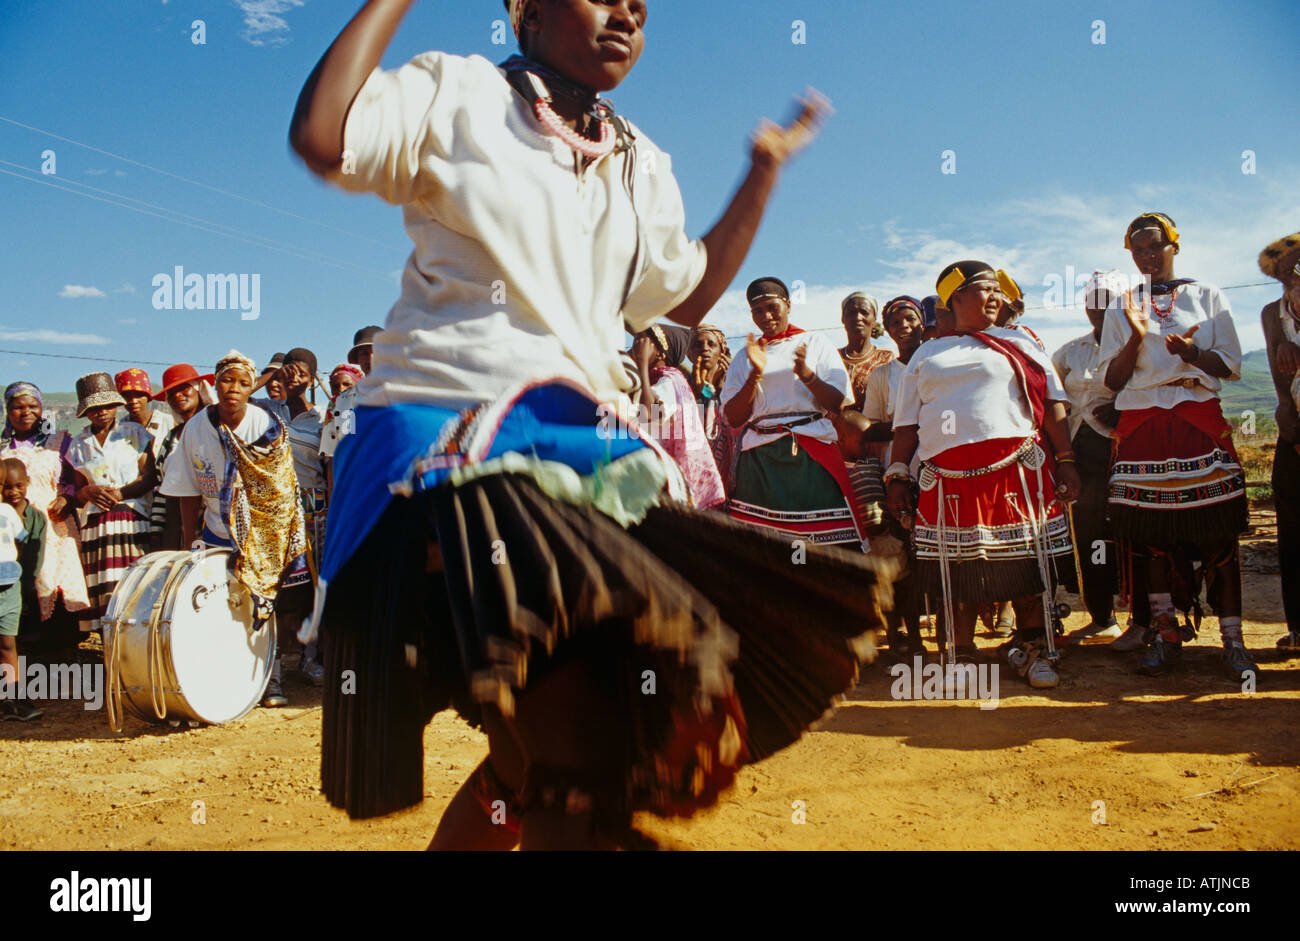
top-left (115, 369), bottom-right (175, 549)
top-left (150, 365), bottom-right (216, 550)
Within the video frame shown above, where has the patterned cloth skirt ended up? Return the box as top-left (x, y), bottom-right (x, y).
top-left (913, 436), bottom-right (1075, 605)
top-left (1108, 399), bottom-right (1247, 545)
top-left (728, 436), bottom-right (866, 550)
top-left (316, 382), bottom-right (892, 833)
top-left (78, 507), bottom-right (150, 632)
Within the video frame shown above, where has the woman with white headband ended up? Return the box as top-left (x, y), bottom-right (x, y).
top-left (1100, 212), bottom-right (1252, 681)
top-left (289, 0), bottom-right (890, 850)
top-left (159, 351), bottom-right (307, 708)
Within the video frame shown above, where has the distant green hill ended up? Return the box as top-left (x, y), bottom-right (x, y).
top-left (1221, 349), bottom-right (1282, 433)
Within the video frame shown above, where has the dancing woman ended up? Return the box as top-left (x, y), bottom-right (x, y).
top-left (1100, 213), bottom-right (1252, 679)
top-left (291, 0), bottom-right (890, 849)
top-left (887, 262), bottom-right (1080, 687)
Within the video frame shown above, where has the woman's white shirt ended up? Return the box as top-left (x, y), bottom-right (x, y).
top-left (894, 327), bottom-right (1067, 463)
top-left (720, 331), bottom-right (850, 451)
top-left (326, 52), bottom-right (707, 413)
top-left (1096, 281), bottom-right (1241, 411)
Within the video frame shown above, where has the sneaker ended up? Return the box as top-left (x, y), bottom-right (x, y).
top-left (261, 678), bottom-right (288, 708)
top-left (2, 698), bottom-right (43, 721)
top-left (1137, 634), bottom-right (1180, 676)
top-left (1276, 632), bottom-right (1300, 656)
top-left (1025, 658), bottom-right (1059, 689)
top-left (1072, 618), bottom-right (1121, 640)
top-left (298, 657), bottom-right (325, 687)
top-left (1109, 620), bottom-right (1151, 652)
top-left (1224, 641), bottom-right (1258, 683)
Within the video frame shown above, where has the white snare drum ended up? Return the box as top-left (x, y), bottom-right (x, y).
top-left (103, 549), bottom-right (275, 730)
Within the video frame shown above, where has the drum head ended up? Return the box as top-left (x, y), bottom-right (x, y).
top-left (164, 551), bottom-right (274, 724)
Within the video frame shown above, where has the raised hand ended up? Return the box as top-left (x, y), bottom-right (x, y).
top-left (1165, 323), bottom-right (1199, 359)
top-left (792, 342), bottom-right (814, 382)
top-left (751, 89), bottom-right (832, 171)
top-left (1122, 290), bottom-right (1149, 340)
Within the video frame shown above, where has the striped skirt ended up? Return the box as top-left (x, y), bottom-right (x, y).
top-left (1108, 399), bottom-right (1247, 545)
top-left (79, 507), bottom-right (150, 632)
top-left (913, 437), bottom-right (1075, 605)
top-left (728, 437), bottom-right (864, 550)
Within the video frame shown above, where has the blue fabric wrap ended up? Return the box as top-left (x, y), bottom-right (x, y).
top-left (321, 383), bottom-right (648, 584)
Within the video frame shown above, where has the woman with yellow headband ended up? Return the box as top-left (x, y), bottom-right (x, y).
top-left (887, 261), bottom-right (1080, 689)
top-left (290, 0), bottom-right (889, 851)
top-left (1099, 212), bottom-right (1252, 681)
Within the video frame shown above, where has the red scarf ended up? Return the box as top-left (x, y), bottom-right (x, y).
top-left (758, 324), bottom-right (806, 346)
top-left (961, 329), bottom-right (1047, 428)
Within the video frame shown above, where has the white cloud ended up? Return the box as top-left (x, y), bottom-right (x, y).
top-left (112, 283), bottom-right (136, 294)
top-left (17, 360), bottom-right (28, 367)
top-left (58, 284), bottom-right (106, 299)
top-left (233, 0), bottom-right (306, 46)
top-left (676, 174), bottom-right (1297, 361)
top-left (118, 318), bottom-right (140, 325)
top-left (0, 329), bottom-right (110, 345)
top-left (114, 170), bottom-right (126, 177)
top-left (85, 168), bottom-right (108, 176)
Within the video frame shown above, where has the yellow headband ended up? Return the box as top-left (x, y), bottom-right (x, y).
top-left (937, 268), bottom-right (996, 307)
top-left (936, 269), bottom-right (966, 307)
top-left (996, 270), bottom-right (1021, 304)
top-left (1124, 213), bottom-right (1180, 250)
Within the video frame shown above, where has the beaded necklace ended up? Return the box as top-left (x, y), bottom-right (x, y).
top-left (500, 55), bottom-right (618, 160)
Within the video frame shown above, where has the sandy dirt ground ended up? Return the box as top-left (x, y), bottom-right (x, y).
top-left (3, 508), bottom-right (1296, 851)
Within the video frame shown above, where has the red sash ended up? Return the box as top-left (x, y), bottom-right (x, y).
top-left (962, 330), bottom-right (1047, 428)
top-left (758, 324), bottom-right (807, 346)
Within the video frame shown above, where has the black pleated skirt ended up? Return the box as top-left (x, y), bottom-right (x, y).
top-left (320, 472), bottom-right (893, 822)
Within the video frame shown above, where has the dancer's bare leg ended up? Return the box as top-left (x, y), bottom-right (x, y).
top-left (428, 708), bottom-right (521, 851)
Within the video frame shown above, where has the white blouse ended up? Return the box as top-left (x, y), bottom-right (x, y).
top-left (720, 331), bottom-right (850, 451)
top-left (1096, 281), bottom-right (1241, 411)
top-left (862, 357), bottom-right (907, 425)
top-left (894, 327), bottom-right (1068, 463)
top-left (1052, 331), bottom-right (1116, 440)
top-left (68, 421), bottom-right (154, 521)
top-left (327, 52), bottom-right (707, 413)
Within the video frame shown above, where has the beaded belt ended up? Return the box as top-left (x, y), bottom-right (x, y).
top-left (918, 436), bottom-right (1041, 489)
top-left (1162, 377), bottom-right (1202, 389)
top-left (745, 411), bottom-right (822, 438)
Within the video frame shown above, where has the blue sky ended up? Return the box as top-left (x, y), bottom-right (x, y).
top-left (2, 0), bottom-right (1297, 394)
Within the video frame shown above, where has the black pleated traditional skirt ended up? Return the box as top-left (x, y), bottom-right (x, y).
top-left (319, 472), bottom-right (893, 823)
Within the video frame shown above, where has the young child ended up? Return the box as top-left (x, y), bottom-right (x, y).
top-left (0, 458), bottom-right (40, 720)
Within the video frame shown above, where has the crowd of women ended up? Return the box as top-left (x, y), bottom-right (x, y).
top-left (628, 219), bottom-right (1300, 694)
top-left (0, 326), bottom-right (380, 719)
